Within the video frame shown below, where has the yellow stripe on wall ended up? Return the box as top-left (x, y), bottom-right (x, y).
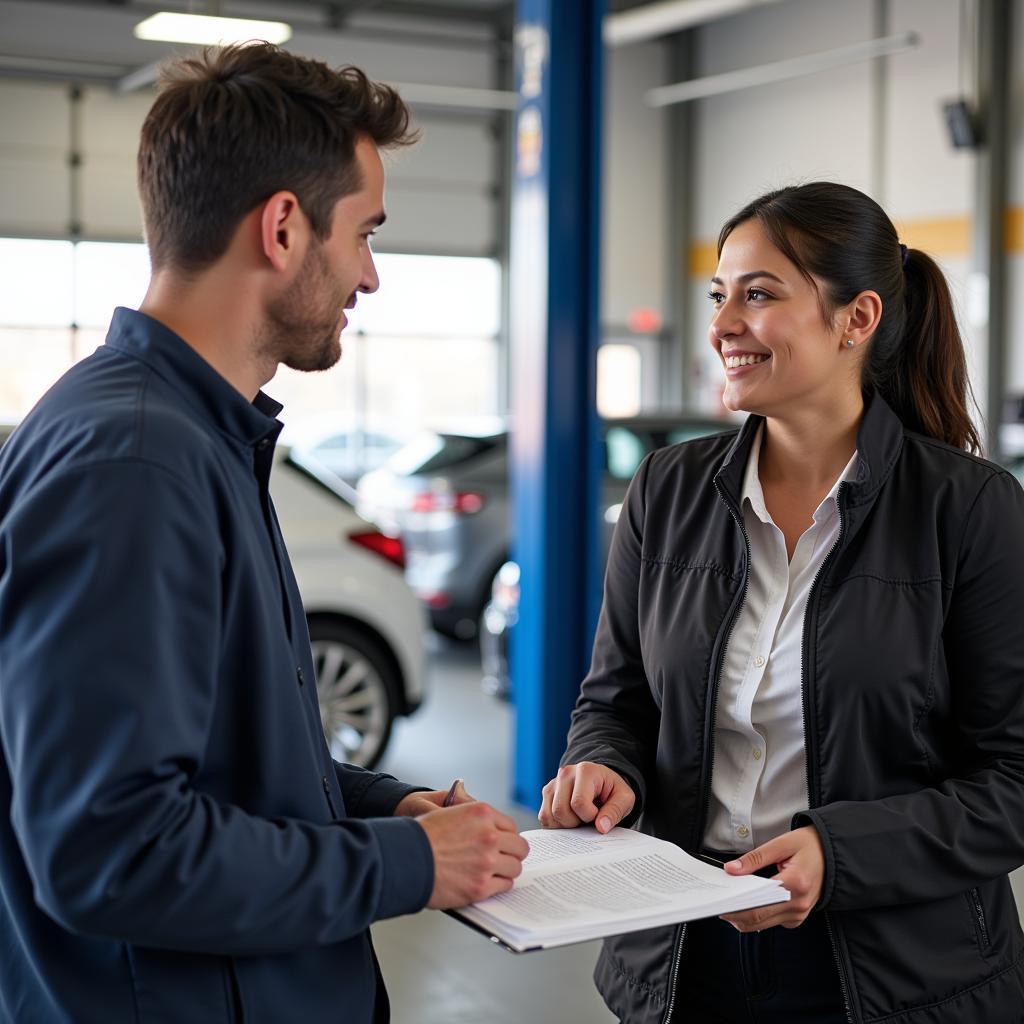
top-left (1006, 207), bottom-right (1024, 253)
top-left (893, 215), bottom-right (970, 255)
top-left (687, 207), bottom-right (1024, 277)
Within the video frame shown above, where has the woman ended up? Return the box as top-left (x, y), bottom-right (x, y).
top-left (539, 182), bottom-right (1024, 1023)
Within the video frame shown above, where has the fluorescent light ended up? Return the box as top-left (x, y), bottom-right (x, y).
top-left (133, 12), bottom-right (292, 46)
top-left (605, 0), bottom-right (787, 47)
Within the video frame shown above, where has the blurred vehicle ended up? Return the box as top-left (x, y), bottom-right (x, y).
top-left (270, 446), bottom-right (427, 768)
top-left (357, 422), bottom-right (508, 639)
top-left (282, 415), bottom-right (411, 486)
top-left (480, 560), bottom-right (520, 698)
top-left (357, 415), bottom-right (734, 641)
top-left (0, 422), bottom-right (425, 769)
top-left (477, 414), bottom-right (735, 699)
top-left (478, 416), bottom-right (1024, 701)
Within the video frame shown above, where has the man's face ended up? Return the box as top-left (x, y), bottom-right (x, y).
top-left (264, 137), bottom-right (384, 373)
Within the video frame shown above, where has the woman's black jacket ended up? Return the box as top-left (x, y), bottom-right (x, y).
top-left (563, 393), bottom-right (1024, 1024)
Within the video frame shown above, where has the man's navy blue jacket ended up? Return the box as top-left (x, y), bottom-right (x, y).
top-left (0, 308), bottom-right (435, 1023)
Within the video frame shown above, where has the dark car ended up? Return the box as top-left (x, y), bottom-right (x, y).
top-left (480, 425), bottom-right (1024, 700)
top-left (357, 414), bottom-right (735, 640)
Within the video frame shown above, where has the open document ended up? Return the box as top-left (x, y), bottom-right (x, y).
top-left (449, 827), bottom-right (790, 953)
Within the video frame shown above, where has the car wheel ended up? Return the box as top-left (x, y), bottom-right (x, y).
top-left (307, 618), bottom-right (400, 770)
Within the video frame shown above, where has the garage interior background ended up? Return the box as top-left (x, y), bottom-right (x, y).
top-left (2, 0), bottom-right (1024, 935)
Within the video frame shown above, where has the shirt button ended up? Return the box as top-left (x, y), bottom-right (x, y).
top-left (296, 667), bottom-right (305, 686)
top-left (257, 438), bottom-right (271, 451)
top-left (752, 748), bottom-right (762, 760)
top-left (736, 824), bottom-right (750, 839)
top-left (753, 655), bottom-right (765, 667)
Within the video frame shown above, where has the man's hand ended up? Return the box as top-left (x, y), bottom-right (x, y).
top-left (417, 803), bottom-right (529, 909)
top-left (393, 781), bottom-right (473, 817)
top-left (537, 762), bottom-right (635, 834)
top-left (719, 825), bottom-right (825, 932)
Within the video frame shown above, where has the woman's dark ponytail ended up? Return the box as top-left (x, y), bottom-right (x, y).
top-left (718, 182), bottom-right (981, 454)
top-left (866, 247), bottom-right (981, 453)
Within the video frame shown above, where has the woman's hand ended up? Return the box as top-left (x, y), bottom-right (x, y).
top-left (719, 825), bottom-right (825, 931)
top-left (538, 762), bottom-right (635, 833)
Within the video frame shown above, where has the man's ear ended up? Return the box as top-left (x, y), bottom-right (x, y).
top-left (259, 191), bottom-right (307, 272)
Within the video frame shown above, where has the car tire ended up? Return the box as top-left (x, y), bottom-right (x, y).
top-left (307, 617), bottom-right (401, 771)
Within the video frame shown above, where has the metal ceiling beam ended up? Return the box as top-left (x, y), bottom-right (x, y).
top-left (645, 30), bottom-right (919, 107)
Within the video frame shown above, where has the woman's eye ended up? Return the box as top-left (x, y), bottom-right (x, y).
top-left (707, 290), bottom-right (724, 304)
top-left (747, 288), bottom-right (770, 301)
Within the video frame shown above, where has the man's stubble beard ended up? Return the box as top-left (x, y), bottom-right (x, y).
top-left (259, 240), bottom-right (348, 373)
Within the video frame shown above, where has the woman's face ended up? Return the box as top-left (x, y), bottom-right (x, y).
top-left (708, 218), bottom-right (854, 417)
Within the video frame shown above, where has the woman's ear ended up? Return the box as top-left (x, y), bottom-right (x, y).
top-left (842, 290), bottom-right (883, 349)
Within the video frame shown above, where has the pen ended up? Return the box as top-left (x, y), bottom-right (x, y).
top-left (442, 778), bottom-right (464, 808)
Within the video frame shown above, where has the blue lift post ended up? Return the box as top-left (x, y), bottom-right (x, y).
top-left (509, 0), bottom-right (605, 808)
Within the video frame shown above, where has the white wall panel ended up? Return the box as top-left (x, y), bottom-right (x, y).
top-left (0, 81), bottom-right (71, 235)
top-left (691, 0), bottom-right (875, 240)
top-left (380, 186), bottom-right (494, 256)
top-left (79, 88), bottom-right (150, 238)
top-left (601, 39), bottom-right (669, 328)
top-left (884, 0), bottom-right (971, 217)
top-left (0, 41), bottom-right (500, 254)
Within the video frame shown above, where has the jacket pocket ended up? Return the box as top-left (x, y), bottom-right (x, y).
top-left (968, 887), bottom-right (992, 954)
top-left (127, 946), bottom-right (240, 1023)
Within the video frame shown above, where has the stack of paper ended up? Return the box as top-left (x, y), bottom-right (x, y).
top-left (451, 826), bottom-right (790, 953)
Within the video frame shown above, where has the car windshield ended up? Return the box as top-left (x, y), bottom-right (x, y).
top-left (386, 433), bottom-right (502, 476)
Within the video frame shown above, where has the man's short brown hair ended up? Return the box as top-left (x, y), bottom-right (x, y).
top-left (137, 42), bottom-right (416, 272)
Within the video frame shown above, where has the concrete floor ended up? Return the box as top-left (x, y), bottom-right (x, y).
top-left (374, 635), bottom-right (617, 1024)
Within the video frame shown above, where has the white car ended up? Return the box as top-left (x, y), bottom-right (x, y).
top-left (0, 423), bottom-right (427, 769)
top-left (271, 445), bottom-right (426, 768)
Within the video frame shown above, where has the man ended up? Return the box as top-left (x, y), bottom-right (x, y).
top-left (0, 43), bottom-right (528, 1024)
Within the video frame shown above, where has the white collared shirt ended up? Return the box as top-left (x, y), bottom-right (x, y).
top-left (703, 425), bottom-right (860, 852)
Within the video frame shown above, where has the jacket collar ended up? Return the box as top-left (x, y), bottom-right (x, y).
top-left (104, 307), bottom-right (282, 449)
top-left (715, 391), bottom-right (904, 511)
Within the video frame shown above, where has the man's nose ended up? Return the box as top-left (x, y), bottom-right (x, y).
top-left (360, 253), bottom-right (380, 294)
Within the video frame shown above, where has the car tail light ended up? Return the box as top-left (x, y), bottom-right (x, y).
top-left (409, 490), bottom-right (486, 515)
top-left (347, 529), bottom-right (405, 569)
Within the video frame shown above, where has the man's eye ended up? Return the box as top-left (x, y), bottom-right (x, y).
top-left (707, 290), bottom-right (724, 304)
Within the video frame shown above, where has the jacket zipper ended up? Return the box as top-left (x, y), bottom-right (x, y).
top-left (662, 479), bottom-right (750, 1024)
top-left (970, 887), bottom-right (990, 949)
top-left (801, 483), bottom-right (855, 1024)
top-left (660, 923), bottom-right (686, 1024)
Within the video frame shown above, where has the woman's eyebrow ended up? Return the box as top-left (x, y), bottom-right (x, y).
top-left (710, 270), bottom-right (786, 286)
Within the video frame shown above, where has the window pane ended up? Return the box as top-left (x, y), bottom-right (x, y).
top-left (0, 327), bottom-right (74, 418)
top-left (346, 254), bottom-right (500, 338)
top-left (0, 239), bottom-right (74, 327)
top-left (75, 242), bottom-right (150, 328)
top-left (597, 344), bottom-right (642, 418)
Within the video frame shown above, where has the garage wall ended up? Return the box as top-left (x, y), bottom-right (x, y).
top-left (1009, 0), bottom-right (1024, 393)
top-left (0, 2), bottom-right (502, 256)
top-left (681, 0), bottom-right (994, 417)
top-left (601, 38), bottom-right (670, 330)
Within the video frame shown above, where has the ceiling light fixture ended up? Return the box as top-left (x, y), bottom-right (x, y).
top-left (133, 12), bottom-right (292, 47)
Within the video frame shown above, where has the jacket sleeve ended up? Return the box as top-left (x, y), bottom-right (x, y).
top-left (798, 469), bottom-right (1024, 911)
top-left (0, 460), bottom-right (434, 956)
top-left (561, 453), bottom-right (661, 819)
top-left (333, 761), bottom-right (427, 817)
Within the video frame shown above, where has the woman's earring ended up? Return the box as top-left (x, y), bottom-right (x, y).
top-left (845, 338), bottom-right (855, 348)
